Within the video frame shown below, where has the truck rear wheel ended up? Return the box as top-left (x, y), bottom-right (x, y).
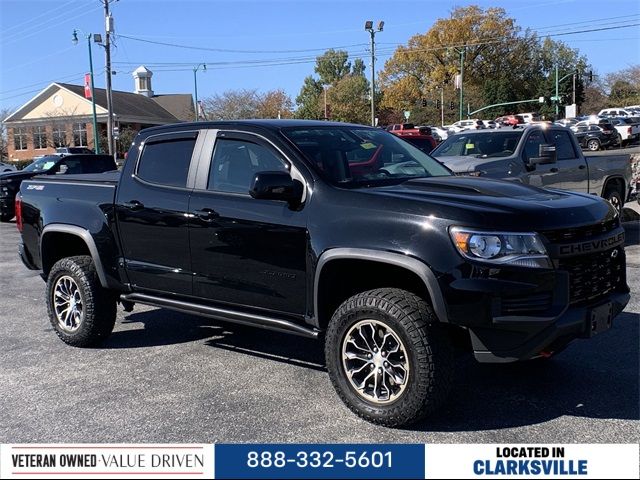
top-left (46, 255), bottom-right (116, 347)
top-left (604, 184), bottom-right (623, 214)
top-left (325, 288), bottom-right (453, 427)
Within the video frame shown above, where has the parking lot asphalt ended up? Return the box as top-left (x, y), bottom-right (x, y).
top-left (0, 209), bottom-right (638, 444)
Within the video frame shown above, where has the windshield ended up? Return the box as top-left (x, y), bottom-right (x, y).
top-left (282, 126), bottom-right (451, 187)
top-left (432, 131), bottom-right (523, 159)
top-left (23, 157), bottom-right (58, 172)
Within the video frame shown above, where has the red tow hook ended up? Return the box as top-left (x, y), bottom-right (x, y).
top-left (539, 350), bottom-right (554, 358)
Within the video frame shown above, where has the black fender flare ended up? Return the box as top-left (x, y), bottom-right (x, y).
top-left (41, 224), bottom-right (109, 288)
top-left (312, 248), bottom-right (448, 327)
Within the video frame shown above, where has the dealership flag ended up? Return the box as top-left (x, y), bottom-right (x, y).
top-left (84, 73), bottom-right (92, 99)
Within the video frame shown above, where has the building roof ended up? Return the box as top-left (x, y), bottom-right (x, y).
top-left (59, 83), bottom-right (180, 123)
top-left (151, 94), bottom-right (194, 122)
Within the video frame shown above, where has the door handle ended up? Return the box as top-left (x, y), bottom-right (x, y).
top-left (194, 208), bottom-right (219, 221)
top-left (578, 164), bottom-right (586, 170)
top-left (550, 167), bottom-right (559, 173)
top-left (122, 200), bottom-right (144, 211)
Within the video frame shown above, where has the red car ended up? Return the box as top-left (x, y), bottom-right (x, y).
top-left (386, 123), bottom-right (437, 152)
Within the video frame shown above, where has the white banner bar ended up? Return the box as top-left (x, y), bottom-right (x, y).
top-left (0, 444), bottom-right (214, 479)
top-left (425, 444), bottom-right (639, 479)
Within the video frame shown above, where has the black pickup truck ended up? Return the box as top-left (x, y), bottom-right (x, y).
top-left (17, 120), bottom-right (630, 427)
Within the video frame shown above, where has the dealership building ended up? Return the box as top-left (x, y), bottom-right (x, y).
top-left (4, 66), bottom-right (193, 161)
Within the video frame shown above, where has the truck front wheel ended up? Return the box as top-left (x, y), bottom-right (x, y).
top-left (325, 288), bottom-right (453, 427)
top-left (46, 255), bottom-right (116, 347)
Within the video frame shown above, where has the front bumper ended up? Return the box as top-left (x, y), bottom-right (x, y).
top-left (442, 229), bottom-right (629, 362)
top-left (469, 291), bottom-right (630, 362)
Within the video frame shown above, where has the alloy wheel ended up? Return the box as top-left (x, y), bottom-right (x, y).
top-left (342, 319), bottom-right (410, 404)
top-left (53, 275), bottom-right (84, 333)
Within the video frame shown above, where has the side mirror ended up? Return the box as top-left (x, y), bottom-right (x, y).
top-left (527, 143), bottom-right (556, 167)
top-left (249, 171), bottom-right (303, 205)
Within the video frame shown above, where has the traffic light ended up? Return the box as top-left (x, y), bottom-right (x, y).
top-left (436, 99), bottom-right (441, 109)
top-left (421, 99), bottom-right (427, 107)
top-left (449, 101), bottom-right (455, 110)
top-left (588, 70), bottom-right (593, 82)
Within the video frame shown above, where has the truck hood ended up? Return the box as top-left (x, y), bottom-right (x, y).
top-left (363, 176), bottom-right (616, 230)
top-left (432, 155), bottom-right (494, 173)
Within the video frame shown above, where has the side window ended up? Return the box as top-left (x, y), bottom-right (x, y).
top-left (136, 137), bottom-right (196, 187)
top-left (59, 158), bottom-right (83, 174)
top-left (208, 138), bottom-right (288, 194)
top-left (523, 131), bottom-right (545, 161)
top-left (82, 157), bottom-right (116, 173)
top-left (547, 130), bottom-right (577, 160)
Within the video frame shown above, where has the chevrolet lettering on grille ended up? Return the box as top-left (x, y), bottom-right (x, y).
top-left (557, 232), bottom-right (625, 256)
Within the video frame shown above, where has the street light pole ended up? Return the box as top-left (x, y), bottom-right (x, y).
top-left (555, 64), bottom-right (559, 118)
top-left (365, 20), bottom-right (383, 127)
top-left (72, 30), bottom-right (100, 154)
top-left (193, 63), bottom-right (206, 121)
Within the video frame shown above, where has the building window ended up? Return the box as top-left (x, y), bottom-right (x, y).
top-left (13, 127), bottom-right (28, 150)
top-left (33, 126), bottom-right (47, 149)
top-left (52, 126), bottom-right (67, 148)
top-left (73, 123), bottom-right (87, 147)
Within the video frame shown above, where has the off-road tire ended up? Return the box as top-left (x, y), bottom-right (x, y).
top-left (46, 255), bottom-right (116, 347)
top-left (325, 288), bottom-right (453, 427)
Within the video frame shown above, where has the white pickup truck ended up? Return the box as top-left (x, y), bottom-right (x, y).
top-left (607, 117), bottom-right (640, 146)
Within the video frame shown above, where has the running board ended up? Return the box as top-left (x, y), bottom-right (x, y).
top-left (119, 293), bottom-right (320, 339)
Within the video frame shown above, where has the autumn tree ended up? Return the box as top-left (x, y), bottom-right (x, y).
top-left (256, 89), bottom-right (294, 119)
top-left (379, 5), bottom-right (592, 123)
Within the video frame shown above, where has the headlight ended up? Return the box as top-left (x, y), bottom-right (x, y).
top-left (449, 227), bottom-right (552, 268)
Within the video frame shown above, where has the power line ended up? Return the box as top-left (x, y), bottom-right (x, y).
top-left (116, 34), bottom-right (368, 54)
top-left (2, 0), bottom-right (78, 35)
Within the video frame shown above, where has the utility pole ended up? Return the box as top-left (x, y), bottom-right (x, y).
top-left (323, 84), bottom-right (329, 120)
top-left (365, 20), bottom-right (383, 127)
top-left (193, 63), bottom-right (206, 121)
top-left (459, 46), bottom-right (465, 121)
top-left (572, 72), bottom-right (576, 105)
top-left (554, 64), bottom-right (559, 118)
top-left (102, 0), bottom-right (115, 157)
top-left (440, 85), bottom-right (444, 127)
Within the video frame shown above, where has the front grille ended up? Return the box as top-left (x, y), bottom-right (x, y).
top-left (541, 217), bottom-right (619, 243)
top-left (502, 292), bottom-right (553, 314)
top-left (558, 249), bottom-right (624, 306)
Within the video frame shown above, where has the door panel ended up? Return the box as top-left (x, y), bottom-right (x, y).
top-left (116, 132), bottom-right (198, 294)
top-left (188, 133), bottom-right (308, 315)
top-left (521, 130), bottom-right (563, 190)
top-left (545, 129), bottom-right (588, 193)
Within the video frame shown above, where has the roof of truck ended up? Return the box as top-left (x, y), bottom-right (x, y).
top-left (139, 119), bottom-right (376, 135)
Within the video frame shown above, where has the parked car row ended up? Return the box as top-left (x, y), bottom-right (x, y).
top-left (429, 123), bottom-right (632, 212)
top-left (0, 154), bottom-right (117, 222)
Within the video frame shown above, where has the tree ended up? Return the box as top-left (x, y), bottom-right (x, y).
top-left (606, 65), bottom-right (640, 105)
top-left (0, 107), bottom-right (15, 161)
top-left (201, 89), bottom-right (261, 120)
top-left (352, 58), bottom-right (366, 77)
top-left (327, 75), bottom-right (370, 124)
top-left (378, 6), bottom-right (592, 123)
top-left (315, 49), bottom-right (352, 85)
top-left (256, 89), bottom-right (294, 119)
top-left (295, 76), bottom-right (324, 120)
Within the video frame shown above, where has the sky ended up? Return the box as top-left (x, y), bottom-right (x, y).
top-left (1, 0), bottom-right (639, 112)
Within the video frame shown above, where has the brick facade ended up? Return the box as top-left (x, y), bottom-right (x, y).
top-left (8, 122), bottom-right (100, 161)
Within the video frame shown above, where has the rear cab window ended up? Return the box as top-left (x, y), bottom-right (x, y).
top-left (136, 133), bottom-right (197, 188)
